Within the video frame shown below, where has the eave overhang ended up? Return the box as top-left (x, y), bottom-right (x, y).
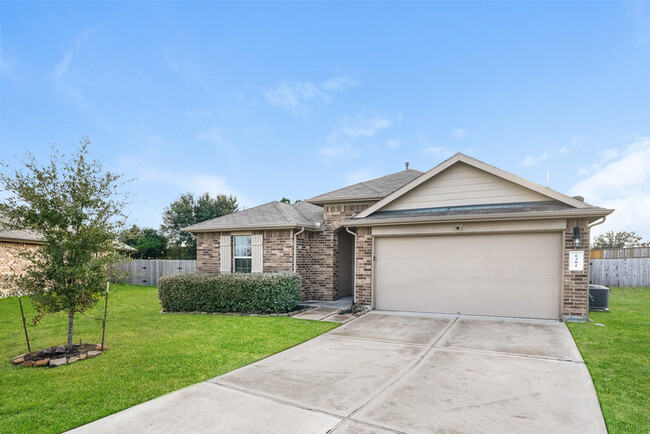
top-left (183, 223), bottom-right (324, 233)
top-left (305, 196), bottom-right (382, 205)
top-left (343, 208), bottom-right (614, 228)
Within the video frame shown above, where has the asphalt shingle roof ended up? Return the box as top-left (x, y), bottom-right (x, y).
top-left (306, 169), bottom-right (423, 204)
top-left (183, 201), bottom-right (324, 232)
top-left (0, 228), bottom-right (42, 243)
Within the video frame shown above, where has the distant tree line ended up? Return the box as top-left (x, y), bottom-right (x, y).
top-left (592, 230), bottom-right (649, 249)
top-left (120, 192), bottom-right (238, 259)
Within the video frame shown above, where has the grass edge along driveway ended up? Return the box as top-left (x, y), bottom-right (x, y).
top-left (0, 284), bottom-right (338, 433)
top-left (567, 287), bottom-right (650, 434)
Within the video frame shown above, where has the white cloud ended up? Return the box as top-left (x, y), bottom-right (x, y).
top-left (265, 82), bottom-right (329, 113)
top-left (317, 144), bottom-right (359, 161)
top-left (0, 52), bottom-right (17, 78)
top-left (577, 147), bottom-right (624, 176)
top-left (570, 137), bottom-right (650, 239)
top-left (339, 114), bottom-right (394, 138)
top-left (520, 151), bottom-right (553, 167)
top-left (321, 75), bottom-right (358, 91)
top-left (344, 168), bottom-right (380, 185)
top-left (520, 144), bottom-right (572, 167)
top-left (572, 135), bottom-right (586, 145)
top-left (123, 159), bottom-right (255, 208)
top-left (162, 47), bottom-right (207, 88)
top-left (317, 112), bottom-right (397, 163)
top-left (185, 109), bottom-right (212, 119)
top-left (54, 51), bottom-right (73, 79)
top-left (197, 126), bottom-right (227, 146)
top-left (386, 139), bottom-right (403, 148)
top-left (54, 27), bottom-right (94, 79)
top-left (265, 75), bottom-right (357, 113)
top-left (601, 147), bottom-right (620, 161)
top-left (451, 129), bottom-right (468, 140)
top-left (422, 146), bottom-right (446, 155)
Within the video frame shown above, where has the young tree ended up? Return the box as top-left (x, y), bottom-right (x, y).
top-left (592, 230), bottom-right (650, 249)
top-left (161, 192), bottom-right (238, 258)
top-left (0, 138), bottom-right (128, 349)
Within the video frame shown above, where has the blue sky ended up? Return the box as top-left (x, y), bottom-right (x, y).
top-left (1, 1), bottom-right (649, 238)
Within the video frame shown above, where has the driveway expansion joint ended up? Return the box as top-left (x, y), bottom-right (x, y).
top-left (439, 345), bottom-right (586, 364)
top-left (208, 380), bottom-right (346, 420)
top-left (324, 333), bottom-right (429, 349)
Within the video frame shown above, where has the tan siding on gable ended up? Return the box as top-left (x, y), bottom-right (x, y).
top-left (381, 162), bottom-right (550, 211)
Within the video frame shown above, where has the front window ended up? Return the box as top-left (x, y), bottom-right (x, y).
top-left (233, 236), bottom-right (252, 273)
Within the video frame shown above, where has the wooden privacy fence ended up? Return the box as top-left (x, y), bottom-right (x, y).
top-left (114, 260), bottom-right (196, 286)
top-left (590, 258), bottom-right (650, 287)
top-left (591, 247), bottom-right (650, 259)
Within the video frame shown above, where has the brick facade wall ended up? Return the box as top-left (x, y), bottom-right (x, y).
top-left (563, 218), bottom-right (591, 320)
top-left (196, 230), bottom-right (295, 274)
top-left (354, 227), bottom-right (373, 305)
top-left (296, 231), bottom-right (331, 300)
top-left (261, 230), bottom-right (294, 273)
top-left (0, 241), bottom-right (40, 296)
top-left (196, 232), bottom-right (221, 273)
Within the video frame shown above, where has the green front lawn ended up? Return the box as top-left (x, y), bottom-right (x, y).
top-left (0, 284), bottom-right (337, 433)
top-left (567, 287), bottom-right (650, 433)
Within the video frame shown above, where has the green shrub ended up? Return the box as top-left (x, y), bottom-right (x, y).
top-left (158, 272), bottom-right (302, 314)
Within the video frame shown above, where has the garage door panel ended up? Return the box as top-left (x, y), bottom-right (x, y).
top-left (374, 233), bottom-right (562, 319)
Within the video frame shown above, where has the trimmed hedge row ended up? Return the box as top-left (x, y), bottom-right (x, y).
top-left (157, 272), bottom-right (302, 314)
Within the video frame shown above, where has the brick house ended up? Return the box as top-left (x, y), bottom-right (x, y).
top-left (185, 153), bottom-right (612, 321)
top-left (0, 228), bottom-right (41, 296)
top-left (0, 227), bottom-right (135, 297)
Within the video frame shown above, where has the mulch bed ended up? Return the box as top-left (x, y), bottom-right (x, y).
top-left (11, 343), bottom-right (108, 368)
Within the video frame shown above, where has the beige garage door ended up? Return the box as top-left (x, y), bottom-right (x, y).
top-left (374, 233), bottom-right (562, 319)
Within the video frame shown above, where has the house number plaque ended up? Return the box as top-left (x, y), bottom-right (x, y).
top-left (569, 250), bottom-right (584, 271)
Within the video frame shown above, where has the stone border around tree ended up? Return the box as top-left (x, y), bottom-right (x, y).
top-left (11, 344), bottom-right (108, 368)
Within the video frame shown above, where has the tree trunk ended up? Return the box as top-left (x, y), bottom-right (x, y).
top-left (66, 314), bottom-right (74, 349)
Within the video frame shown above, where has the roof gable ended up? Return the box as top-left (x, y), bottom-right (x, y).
top-left (355, 153), bottom-right (590, 219)
top-left (381, 162), bottom-right (553, 212)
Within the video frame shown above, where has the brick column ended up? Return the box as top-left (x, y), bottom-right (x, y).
top-left (354, 227), bottom-right (373, 305)
top-left (563, 218), bottom-right (590, 321)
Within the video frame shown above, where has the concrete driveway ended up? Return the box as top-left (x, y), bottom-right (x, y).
top-left (71, 312), bottom-right (606, 433)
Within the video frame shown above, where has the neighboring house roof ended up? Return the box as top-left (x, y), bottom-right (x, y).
top-left (116, 241), bottom-right (137, 252)
top-left (0, 228), bottom-right (42, 244)
top-left (0, 218), bottom-right (136, 251)
top-left (183, 201), bottom-right (325, 233)
top-left (306, 169), bottom-right (424, 205)
top-left (354, 153), bottom-right (613, 221)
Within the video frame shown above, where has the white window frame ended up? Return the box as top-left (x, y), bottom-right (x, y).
top-left (233, 235), bottom-right (253, 273)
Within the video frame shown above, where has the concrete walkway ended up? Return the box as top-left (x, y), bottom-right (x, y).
top-left (70, 312), bottom-right (606, 433)
top-left (292, 306), bottom-right (359, 323)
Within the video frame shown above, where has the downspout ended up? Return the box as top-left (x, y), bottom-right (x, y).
top-left (345, 227), bottom-right (357, 305)
top-left (293, 227), bottom-right (305, 272)
top-left (588, 217), bottom-right (607, 250)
